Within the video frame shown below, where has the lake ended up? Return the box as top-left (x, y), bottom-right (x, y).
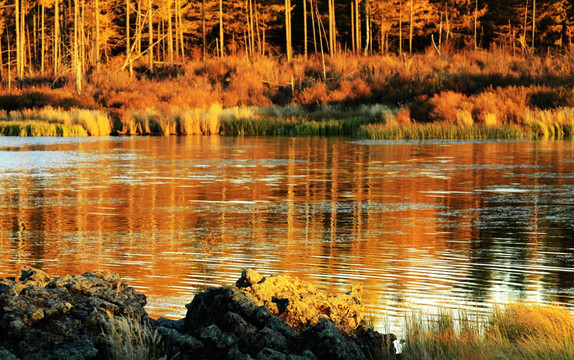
top-left (1, 136), bottom-right (573, 332)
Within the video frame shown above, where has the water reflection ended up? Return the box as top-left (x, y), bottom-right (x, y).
top-left (1, 137), bottom-right (574, 330)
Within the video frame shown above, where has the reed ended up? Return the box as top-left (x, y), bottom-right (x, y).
top-left (0, 121), bottom-right (88, 136)
top-left (357, 122), bottom-right (531, 140)
top-left (400, 303), bottom-right (574, 360)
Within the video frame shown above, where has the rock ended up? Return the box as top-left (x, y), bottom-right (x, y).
top-left (353, 323), bottom-right (397, 359)
top-left (299, 317), bottom-right (365, 360)
top-left (0, 268), bottom-right (149, 360)
top-left (237, 268), bottom-right (265, 288)
top-left (155, 326), bottom-right (205, 360)
top-left (287, 350), bottom-right (318, 360)
top-left (1, 267), bottom-right (396, 360)
top-left (236, 269), bottom-right (364, 333)
top-left (19, 266), bottom-right (50, 283)
top-left (256, 347), bottom-right (288, 360)
top-left (0, 347), bottom-right (19, 360)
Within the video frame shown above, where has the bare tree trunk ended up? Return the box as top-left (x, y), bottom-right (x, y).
top-left (81, 1), bottom-right (86, 72)
top-left (15, 0), bottom-right (20, 77)
top-left (303, 0), bottom-right (308, 57)
top-left (351, 1), bottom-right (355, 53)
top-left (409, 0), bottom-right (413, 54)
top-left (178, 0), bottom-right (184, 59)
top-left (285, 0), bottom-right (292, 61)
top-left (532, 0), bottom-right (536, 49)
top-left (167, 0), bottom-right (173, 63)
top-left (33, 8), bottom-right (37, 69)
top-left (328, 0), bottom-right (334, 55)
top-left (254, 0), bottom-right (261, 54)
top-left (21, 0), bottom-right (26, 76)
top-left (219, 0), bottom-right (224, 57)
top-left (399, 0), bottom-right (402, 55)
top-left (7, 28), bottom-right (12, 90)
top-left (249, 0), bottom-right (255, 55)
top-left (445, 2), bottom-right (450, 43)
top-left (74, 0), bottom-right (81, 93)
top-left (136, 0), bottom-right (142, 55)
top-left (126, 0), bottom-right (132, 73)
top-left (54, 0), bottom-right (59, 74)
top-left (364, 0), bottom-right (370, 55)
top-left (356, 0), bottom-right (360, 53)
top-left (315, 2), bottom-right (326, 79)
top-left (474, 0), bottom-right (478, 49)
top-left (380, 16), bottom-right (384, 55)
top-left (522, 0), bottom-right (528, 51)
top-left (202, 0), bottom-right (206, 59)
top-left (0, 31), bottom-right (3, 76)
top-left (41, 4), bottom-right (45, 74)
top-left (310, 0), bottom-right (317, 53)
top-left (148, 0), bottom-right (153, 70)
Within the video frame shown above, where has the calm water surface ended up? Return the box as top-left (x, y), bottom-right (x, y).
top-left (1, 136), bottom-right (573, 332)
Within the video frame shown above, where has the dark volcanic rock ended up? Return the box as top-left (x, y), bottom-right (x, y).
top-left (1, 267), bottom-right (396, 360)
top-left (0, 267), bottom-right (149, 360)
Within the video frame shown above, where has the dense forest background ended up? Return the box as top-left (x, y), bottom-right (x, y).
top-left (1, 0), bottom-right (573, 80)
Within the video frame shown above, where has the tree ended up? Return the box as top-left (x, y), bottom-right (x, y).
top-left (74, 0), bottom-right (82, 93)
top-left (285, 0), bottom-right (292, 60)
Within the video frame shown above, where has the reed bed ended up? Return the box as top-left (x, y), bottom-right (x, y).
top-left (400, 302), bottom-right (574, 360)
top-left (0, 121), bottom-right (88, 136)
top-left (357, 123), bottom-right (533, 140)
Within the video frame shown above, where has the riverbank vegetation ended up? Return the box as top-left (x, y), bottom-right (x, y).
top-left (399, 302), bottom-right (574, 360)
top-left (2, 50), bottom-right (574, 139)
top-left (2, 0), bottom-right (574, 138)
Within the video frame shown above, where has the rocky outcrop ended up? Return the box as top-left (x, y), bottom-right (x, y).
top-left (0, 266), bottom-right (148, 360)
top-left (0, 267), bottom-right (396, 360)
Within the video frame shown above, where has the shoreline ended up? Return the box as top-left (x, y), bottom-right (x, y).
top-left (2, 51), bottom-right (574, 140)
top-left (0, 267), bottom-right (396, 360)
top-left (2, 267), bottom-right (574, 359)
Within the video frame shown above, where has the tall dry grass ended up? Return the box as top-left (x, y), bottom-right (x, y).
top-left (400, 303), bottom-right (574, 360)
top-left (100, 312), bottom-right (166, 360)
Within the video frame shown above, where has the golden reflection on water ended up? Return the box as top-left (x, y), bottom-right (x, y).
top-left (1, 137), bottom-right (574, 328)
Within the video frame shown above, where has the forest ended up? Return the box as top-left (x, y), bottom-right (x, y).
top-left (1, 0), bottom-right (573, 77)
top-left (1, 0), bottom-right (574, 138)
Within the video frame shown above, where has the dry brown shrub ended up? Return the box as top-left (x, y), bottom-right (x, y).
top-left (396, 107), bottom-right (412, 125)
top-left (330, 79), bottom-right (371, 103)
top-left (430, 91), bottom-right (473, 123)
top-left (473, 87), bottom-right (528, 124)
top-left (224, 69), bottom-right (271, 107)
top-left (106, 90), bottom-right (156, 110)
top-left (294, 82), bottom-right (329, 106)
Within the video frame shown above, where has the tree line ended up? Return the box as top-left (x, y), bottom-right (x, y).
top-left (0, 0), bottom-right (573, 82)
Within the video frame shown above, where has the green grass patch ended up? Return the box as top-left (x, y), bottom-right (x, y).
top-left (0, 121), bottom-right (88, 137)
top-left (357, 122), bottom-right (556, 140)
top-left (220, 116), bottom-right (373, 136)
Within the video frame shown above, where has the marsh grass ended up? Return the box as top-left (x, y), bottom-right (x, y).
top-left (400, 303), bottom-right (574, 360)
top-left (100, 312), bottom-right (166, 360)
top-left (0, 121), bottom-right (88, 136)
top-left (357, 122), bottom-right (531, 140)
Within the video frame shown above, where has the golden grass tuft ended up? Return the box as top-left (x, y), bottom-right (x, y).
top-left (100, 312), bottom-right (165, 360)
top-left (400, 303), bottom-right (574, 360)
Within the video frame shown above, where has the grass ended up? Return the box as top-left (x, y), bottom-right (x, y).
top-left (399, 302), bottom-right (574, 360)
top-left (95, 301), bottom-right (574, 359)
top-left (358, 123), bottom-right (534, 140)
top-left (0, 121), bottom-right (88, 136)
top-left (100, 312), bottom-right (166, 360)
